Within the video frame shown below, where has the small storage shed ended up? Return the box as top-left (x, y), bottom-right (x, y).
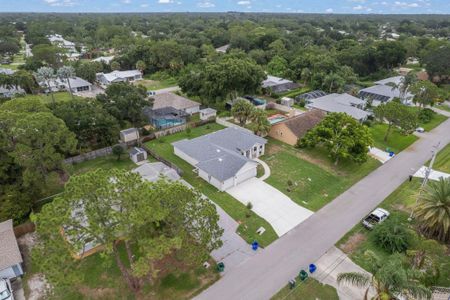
top-left (130, 147), bottom-right (147, 163)
top-left (280, 97), bottom-right (294, 107)
top-left (120, 128), bottom-right (139, 144)
top-left (200, 108), bottom-right (217, 120)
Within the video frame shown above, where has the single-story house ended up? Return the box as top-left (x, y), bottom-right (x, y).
top-left (96, 70), bottom-right (142, 86)
top-left (358, 76), bottom-right (413, 106)
top-left (120, 128), bottom-right (139, 144)
top-left (152, 93), bottom-right (200, 115)
top-left (143, 106), bottom-right (188, 129)
top-left (0, 220), bottom-right (24, 279)
top-left (40, 77), bottom-right (92, 93)
top-left (172, 127), bottom-right (267, 191)
top-left (92, 56), bottom-right (114, 64)
top-left (200, 108), bottom-right (217, 120)
top-left (307, 93), bottom-right (370, 122)
top-left (262, 75), bottom-right (300, 94)
top-left (132, 162), bottom-right (180, 182)
top-left (268, 110), bottom-right (326, 146)
top-left (129, 147), bottom-right (147, 164)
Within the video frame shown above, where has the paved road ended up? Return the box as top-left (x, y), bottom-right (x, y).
top-left (196, 117), bottom-right (450, 300)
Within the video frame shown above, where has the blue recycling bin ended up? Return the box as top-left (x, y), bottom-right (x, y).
top-left (252, 241), bottom-right (259, 251)
top-left (389, 151), bottom-right (395, 157)
top-left (309, 264), bottom-right (317, 274)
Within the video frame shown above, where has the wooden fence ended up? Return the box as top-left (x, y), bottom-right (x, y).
top-left (63, 146), bottom-right (113, 164)
top-left (141, 144), bottom-right (183, 176)
top-left (13, 222), bottom-right (35, 237)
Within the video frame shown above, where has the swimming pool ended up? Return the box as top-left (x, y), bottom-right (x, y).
top-left (268, 114), bottom-right (287, 125)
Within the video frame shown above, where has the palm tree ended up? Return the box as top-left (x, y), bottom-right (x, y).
top-left (387, 73), bottom-right (416, 105)
top-left (136, 60), bottom-right (146, 75)
top-left (251, 109), bottom-right (271, 137)
top-left (414, 177), bottom-right (450, 242)
top-left (301, 67), bottom-right (311, 86)
top-left (35, 67), bottom-right (56, 106)
top-left (337, 251), bottom-right (431, 300)
top-left (323, 73), bottom-right (345, 93)
top-left (231, 99), bottom-right (255, 126)
top-left (57, 66), bottom-right (76, 100)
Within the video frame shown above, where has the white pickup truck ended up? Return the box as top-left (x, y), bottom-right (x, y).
top-left (362, 208), bottom-right (390, 229)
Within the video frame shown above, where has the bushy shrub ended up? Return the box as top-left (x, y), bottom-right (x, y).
top-left (372, 216), bottom-right (411, 253)
top-left (418, 108), bottom-right (435, 124)
top-left (298, 99), bottom-right (306, 107)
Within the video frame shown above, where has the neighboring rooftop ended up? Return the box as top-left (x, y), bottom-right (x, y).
top-left (0, 68), bottom-right (15, 75)
top-left (0, 219), bottom-right (23, 271)
top-left (152, 92), bottom-right (200, 111)
top-left (374, 76), bottom-right (403, 86)
top-left (92, 56), bottom-right (115, 64)
top-left (295, 90), bottom-right (327, 101)
top-left (308, 93), bottom-right (370, 121)
top-left (276, 110), bottom-right (326, 137)
top-left (98, 70), bottom-right (141, 82)
top-left (215, 44), bottom-right (230, 53)
top-left (262, 75), bottom-right (293, 89)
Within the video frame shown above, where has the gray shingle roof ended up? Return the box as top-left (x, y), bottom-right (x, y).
top-left (152, 93), bottom-right (200, 111)
top-left (374, 76), bottom-right (403, 86)
top-left (172, 128), bottom-right (266, 181)
top-left (0, 220), bottom-right (23, 271)
top-left (307, 93), bottom-right (370, 121)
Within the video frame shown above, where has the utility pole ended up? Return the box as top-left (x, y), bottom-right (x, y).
top-left (409, 141), bottom-right (441, 221)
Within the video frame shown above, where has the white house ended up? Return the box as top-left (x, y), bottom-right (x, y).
top-left (359, 76), bottom-right (414, 106)
top-left (129, 147), bottom-right (147, 164)
top-left (172, 128), bottom-right (267, 191)
top-left (40, 77), bottom-right (92, 93)
top-left (120, 128), bottom-right (139, 144)
top-left (152, 92), bottom-right (200, 115)
top-left (92, 56), bottom-right (114, 64)
top-left (199, 108), bottom-right (217, 120)
top-left (96, 70), bottom-right (142, 86)
top-left (0, 220), bottom-right (24, 279)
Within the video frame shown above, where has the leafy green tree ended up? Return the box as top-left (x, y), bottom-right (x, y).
top-left (300, 68), bottom-right (311, 86)
top-left (51, 99), bottom-right (120, 150)
top-left (35, 66), bottom-right (56, 106)
top-left (75, 62), bottom-right (100, 83)
top-left (323, 73), bottom-right (345, 93)
top-left (29, 44), bottom-right (64, 68)
top-left (298, 113), bottom-right (373, 165)
top-left (111, 61), bottom-right (121, 71)
top-left (410, 80), bottom-right (440, 108)
top-left (57, 66), bottom-right (76, 100)
top-left (231, 99), bottom-right (255, 126)
top-left (251, 109), bottom-right (271, 136)
top-left (32, 169), bottom-right (222, 294)
top-left (374, 101), bottom-right (418, 141)
top-left (267, 55), bottom-right (288, 78)
top-left (338, 251), bottom-right (431, 300)
top-left (97, 83), bottom-right (148, 127)
top-left (373, 216), bottom-right (412, 253)
top-left (423, 45), bottom-right (450, 81)
top-left (135, 60), bottom-right (146, 74)
top-left (0, 98), bottom-right (49, 113)
top-left (415, 177), bottom-right (450, 243)
top-left (112, 144), bottom-right (125, 161)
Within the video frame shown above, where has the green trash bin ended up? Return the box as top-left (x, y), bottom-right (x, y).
top-left (217, 262), bottom-right (225, 272)
top-left (298, 270), bottom-right (308, 281)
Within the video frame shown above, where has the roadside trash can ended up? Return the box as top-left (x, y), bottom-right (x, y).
top-left (252, 241), bottom-right (259, 251)
top-left (389, 151), bottom-right (395, 157)
top-left (309, 264), bottom-right (317, 274)
top-left (289, 279), bottom-right (296, 289)
top-left (298, 270), bottom-right (308, 281)
top-left (216, 262), bottom-right (225, 272)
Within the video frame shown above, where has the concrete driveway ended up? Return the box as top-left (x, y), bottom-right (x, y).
top-left (227, 178), bottom-right (314, 236)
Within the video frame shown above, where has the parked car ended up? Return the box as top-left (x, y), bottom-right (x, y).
top-left (362, 208), bottom-right (390, 229)
top-left (147, 90), bottom-right (156, 96)
top-left (416, 127), bottom-right (425, 133)
top-left (0, 278), bottom-right (13, 300)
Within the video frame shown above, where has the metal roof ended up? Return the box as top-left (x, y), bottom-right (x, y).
top-left (0, 220), bottom-right (23, 271)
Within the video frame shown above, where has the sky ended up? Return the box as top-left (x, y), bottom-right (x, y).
top-left (0, 0), bottom-right (449, 14)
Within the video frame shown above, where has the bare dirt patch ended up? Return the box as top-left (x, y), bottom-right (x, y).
top-left (78, 286), bottom-right (116, 300)
top-left (339, 233), bottom-right (367, 254)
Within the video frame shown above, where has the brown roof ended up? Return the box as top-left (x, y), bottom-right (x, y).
top-left (277, 110), bottom-right (325, 138)
top-left (0, 219), bottom-right (23, 271)
top-left (152, 92), bottom-right (200, 111)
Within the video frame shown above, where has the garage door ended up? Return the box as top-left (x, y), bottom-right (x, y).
top-left (235, 166), bottom-right (256, 185)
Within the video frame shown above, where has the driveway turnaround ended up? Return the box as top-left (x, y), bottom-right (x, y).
top-left (227, 178), bottom-right (314, 236)
top-left (196, 118), bottom-right (450, 300)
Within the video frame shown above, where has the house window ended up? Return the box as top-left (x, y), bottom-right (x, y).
top-left (254, 146), bottom-right (257, 151)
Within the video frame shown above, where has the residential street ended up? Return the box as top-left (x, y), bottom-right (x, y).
top-left (196, 118), bottom-right (450, 300)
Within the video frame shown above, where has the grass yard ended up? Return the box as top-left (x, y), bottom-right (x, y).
top-left (16, 92), bottom-right (84, 104)
top-left (69, 154), bottom-right (136, 176)
top-left (145, 123), bottom-right (278, 247)
top-left (264, 139), bottom-right (381, 211)
top-left (137, 77), bottom-right (177, 91)
top-left (369, 123), bottom-right (418, 153)
top-left (337, 178), bottom-right (450, 287)
top-left (420, 113), bottom-right (448, 131)
top-left (432, 143), bottom-right (450, 174)
top-left (436, 103), bottom-right (450, 113)
top-left (272, 278), bottom-right (338, 300)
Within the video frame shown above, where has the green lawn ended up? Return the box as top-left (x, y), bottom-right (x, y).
top-left (433, 143), bottom-right (450, 174)
top-left (420, 113), bottom-right (448, 131)
top-left (137, 77), bottom-right (177, 91)
top-left (145, 124), bottom-right (278, 247)
top-left (69, 154), bottom-right (136, 176)
top-left (264, 139), bottom-right (381, 211)
top-left (436, 104), bottom-right (450, 113)
top-left (272, 278), bottom-right (338, 300)
top-left (337, 178), bottom-right (450, 287)
top-left (369, 123), bottom-right (418, 153)
top-left (16, 92), bottom-right (84, 104)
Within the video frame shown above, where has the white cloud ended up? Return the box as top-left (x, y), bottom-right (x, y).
top-left (122, 0), bottom-right (131, 3)
top-left (43, 0), bottom-right (77, 7)
top-left (325, 8), bottom-right (333, 13)
top-left (197, 1), bottom-right (215, 8)
top-left (158, 0), bottom-right (173, 3)
top-left (237, 0), bottom-right (251, 5)
top-left (394, 1), bottom-right (421, 7)
top-left (353, 5), bottom-right (364, 10)
top-left (141, 3), bottom-right (149, 7)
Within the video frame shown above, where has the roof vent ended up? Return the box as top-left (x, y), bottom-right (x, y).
top-left (216, 149), bottom-right (221, 153)
top-left (218, 158), bottom-right (223, 162)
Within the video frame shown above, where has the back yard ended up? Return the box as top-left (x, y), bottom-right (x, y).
top-left (272, 278), bottom-right (338, 300)
top-left (264, 139), bottom-right (381, 211)
top-left (145, 123), bottom-right (278, 247)
top-left (16, 92), bottom-right (84, 104)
